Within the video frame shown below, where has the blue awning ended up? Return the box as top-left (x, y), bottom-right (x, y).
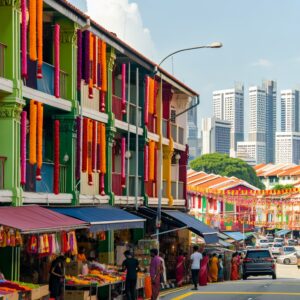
top-left (162, 210), bottom-right (218, 244)
top-left (50, 207), bottom-right (145, 232)
top-left (218, 239), bottom-right (232, 247)
top-left (275, 229), bottom-right (291, 236)
top-left (223, 231), bottom-right (245, 241)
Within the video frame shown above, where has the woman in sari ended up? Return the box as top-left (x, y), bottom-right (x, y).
top-left (230, 253), bottom-right (239, 280)
top-left (209, 253), bottom-right (219, 282)
top-left (176, 251), bottom-right (185, 287)
top-left (218, 255), bottom-right (224, 282)
top-left (199, 252), bottom-right (209, 286)
top-left (207, 254), bottom-right (213, 283)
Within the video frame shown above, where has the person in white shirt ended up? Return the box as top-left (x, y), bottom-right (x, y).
top-left (190, 245), bottom-right (202, 290)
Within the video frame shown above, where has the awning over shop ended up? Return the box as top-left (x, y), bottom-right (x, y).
top-left (0, 205), bottom-right (88, 234)
top-left (275, 229), bottom-right (291, 236)
top-left (51, 206), bottom-right (146, 232)
top-left (163, 210), bottom-right (219, 244)
top-left (244, 232), bottom-right (256, 238)
top-left (223, 231), bottom-right (245, 241)
top-left (218, 239), bottom-right (232, 247)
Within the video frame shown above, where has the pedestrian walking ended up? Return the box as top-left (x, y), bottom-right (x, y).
top-left (176, 251), bottom-right (186, 287)
top-left (150, 249), bottom-right (162, 300)
top-left (122, 250), bottom-right (139, 300)
top-left (199, 252), bottom-right (209, 286)
top-left (218, 255), bottom-right (224, 282)
top-left (209, 253), bottom-right (218, 282)
top-left (159, 252), bottom-right (167, 285)
top-left (190, 245), bottom-right (202, 290)
top-left (49, 256), bottom-right (65, 300)
top-left (230, 253), bottom-right (239, 280)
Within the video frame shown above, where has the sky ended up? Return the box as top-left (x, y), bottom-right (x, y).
top-left (74, 0), bottom-right (300, 136)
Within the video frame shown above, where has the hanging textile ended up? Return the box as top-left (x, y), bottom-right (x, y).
top-left (54, 24), bottom-right (60, 98)
top-left (144, 76), bottom-right (149, 125)
top-left (87, 119), bottom-right (93, 185)
top-left (77, 30), bottom-right (82, 91)
top-left (93, 36), bottom-right (97, 86)
top-left (53, 120), bottom-right (60, 194)
top-left (82, 117), bottom-right (88, 173)
top-left (100, 123), bottom-right (106, 174)
top-left (27, 235), bottom-right (38, 254)
top-left (154, 143), bottom-right (157, 182)
top-left (121, 137), bottom-right (126, 188)
top-left (29, 0), bottom-right (37, 61)
top-left (20, 111), bottom-right (27, 185)
top-left (37, 0), bottom-right (43, 78)
top-left (29, 100), bottom-right (37, 165)
top-left (100, 173), bottom-right (105, 196)
top-left (36, 102), bottom-right (43, 180)
top-left (88, 33), bottom-right (94, 99)
top-left (148, 141), bottom-right (155, 181)
top-left (92, 120), bottom-right (97, 172)
top-left (144, 144), bottom-right (149, 182)
top-left (121, 64), bottom-right (126, 114)
top-left (100, 41), bottom-right (107, 112)
top-left (21, 0), bottom-right (27, 78)
top-left (148, 77), bottom-right (154, 114)
top-left (97, 38), bottom-right (102, 88)
top-left (68, 231), bottom-right (78, 255)
top-left (76, 117), bottom-right (81, 180)
top-left (97, 122), bottom-right (101, 172)
top-left (84, 31), bottom-right (90, 84)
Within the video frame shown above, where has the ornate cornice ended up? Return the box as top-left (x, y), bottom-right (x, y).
top-left (0, 102), bottom-right (23, 119)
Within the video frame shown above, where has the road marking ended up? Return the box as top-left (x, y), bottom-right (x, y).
top-left (172, 291), bottom-right (300, 300)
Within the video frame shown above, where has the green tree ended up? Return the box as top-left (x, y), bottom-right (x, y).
top-left (189, 153), bottom-right (265, 189)
top-left (272, 184), bottom-right (294, 190)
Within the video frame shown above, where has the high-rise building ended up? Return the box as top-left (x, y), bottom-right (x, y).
top-left (281, 89), bottom-right (300, 132)
top-left (188, 99), bottom-right (201, 160)
top-left (237, 141), bottom-right (266, 165)
top-left (213, 84), bottom-right (244, 155)
top-left (276, 132), bottom-right (300, 164)
top-left (68, 0), bottom-right (88, 11)
top-left (202, 117), bottom-right (231, 155)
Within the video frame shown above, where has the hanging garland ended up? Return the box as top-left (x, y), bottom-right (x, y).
top-left (76, 117), bottom-right (81, 180)
top-left (100, 41), bottom-right (107, 112)
top-left (84, 31), bottom-right (90, 84)
top-left (20, 111), bottom-right (27, 185)
top-left (154, 143), bottom-right (157, 183)
top-left (53, 120), bottom-right (60, 194)
top-left (54, 24), bottom-right (60, 98)
top-left (92, 120), bottom-right (97, 172)
top-left (87, 119), bottom-right (93, 185)
top-left (148, 77), bottom-right (154, 114)
top-left (121, 137), bottom-right (126, 188)
top-left (76, 30), bottom-right (82, 91)
top-left (97, 122), bottom-right (101, 173)
top-left (36, 102), bottom-right (43, 180)
top-left (93, 36), bottom-right (97, 86)
top-left (121, 64), bottom-right (126, 114)
top-left (148, 140), bottom-right (155, 181)
top-left (144, 76), bottom-right (149, 125)
top-left (29, 100), bottom-right (37, 165)
top-left (29, 0), bottom-right (37, 61)
top-left (100, 123), bottom-right (106, 174)
top-left (81, 117), bottom-right (88, 173)
top-left (97, 38), bottom-right (102, 89)
top-left (144, 144), bottom-right (149, 182)
top-left (21, 0), bottom-right (27, 78)
top-left (88, 33), bottom-right (94, 99)
top-left (36, 0), bottom-right (43, 78)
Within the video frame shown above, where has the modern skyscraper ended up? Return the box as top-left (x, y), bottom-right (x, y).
top-left (202, 117), bottom-right (231, 155)
top-left (213, 83), bottom-right (244, 155)
top-left (237, 141), bottom-right (266, 165)
top-left (68, 0), bottom-right (88, 12)
top-left (276, 132), bottom-right (300, 164)
top-left (188, 99), bottom-right (201, 160)
top-left (281, 90), bottom-right (300, 132)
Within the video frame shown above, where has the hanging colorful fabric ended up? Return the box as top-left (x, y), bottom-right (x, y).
top-left (154, 143), bottom-right (157, 182)
top-left (54, 24), bottom-right (60, 98)
top-left (121, 64), bottom-right (126, 114)
top-left (148, 78), bottom-right (154, 114)
top-left (53, 120), bottom-right (60, 194)
top-left (88, 33), bottom-right (94, 99)
top-left (121, 137), bottom-right (126, 187)
top-left (20, 111), bottom-right (27, 185)
top-left (144, 144), bottom-right (149, 182)
top-left (84, 31), bottom-right (90, 84)
top-left (93, 36), bottom-right (97, 86)
top-left (21, 0), bottom-right (27, 78)
top-left (29, 100), bottom-right (37, 165)
top-left (28, 235), bottom-right (38, 254)
top-left (87, 119), bottom-right (93, 185)
top-left (144, 76), bottom-right (149, 125)
top-left (92, 120), bottom-right (97, 172)
top-left (100, 41), bottom-right (107, 112)
top-left (82, 117), bottom-right (88, 173)
top-left (29, 0), bottom-right (37, 61)
top-left (77, 30), bottom-right (82, 91)
top-left (97, 122), bottom-right (101, 173)
top-left (36, 0), bottom-right (43, 78)
top-left (76, 117), bottom-right (82, 180)
top-left (97, 38), bottom-right (102, 88)
top-left (100, 173), bottom-right (105, 196)
top-left (149, 141), bottom-right (155, 181)
top-left (100, 123), bottom-right (106, 174)
top-left (36, 102), bottom-right (43, 180)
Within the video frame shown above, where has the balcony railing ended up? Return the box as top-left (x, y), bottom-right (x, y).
top-left (26, 59), bottom-right (68, 99)
top-left (24, 162), bottom-right (67, 193)
top-left (112, 172), bottom-right (122, 196)
top-left (162, 119), bottom-right (168, 138)
top-left (0, 156), bottom-right (6, 189)
top-left (128, 103), bottom-right (142, 127)
top-left (171, 123), bottom-right (185, 144)
top-left (0, 43), bottom-right (6, 77)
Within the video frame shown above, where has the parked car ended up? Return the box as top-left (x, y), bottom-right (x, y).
top-left (270, 243), bottom-right (283, 257)
top-left (257, 239), bottom-right (270, 248)
top-left (242, 249), bottom-right (276, 280)
top-left (282, 246), bottom-right (296, 255)
top-left (277, 252), bottom-right (298, 265)
top-left (288, 239), bottom-right (298, 246)
top-left (274, 238), bottom-right (284, 244)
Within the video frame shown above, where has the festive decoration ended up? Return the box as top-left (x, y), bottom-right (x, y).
top-left (97, 122), bottom-right (101, 173)
top-left (84, 31), bottom-right (90, 84)
top-left (82, 118), bottom-right (88, 173)
top-left (144, 144), bottom-right (149, 182)
top-left (121, 64), bottom-right (126, 114)
top-left (77, 30), bottom-right (82, 91)
top-left (29, 100), bottom-right (37, 165)
top-left (21, 0), bottom-right (27, 78)
top-left (144, 76), bottom-right (149, 125)
top-left (88, 33), bottom-right (94, 99)
top-left (87, 119), bottom-right (93, 185)
top-left (148, 141), bottom-right (155, 181)
top-left (54, 24), bottom-right (60, 98)
top-left (36, 102), bottom-right (43, 180)
top-left (20, 111), bottom-right (27, 185)
top-left (53, 120), bottom-right (60, 194)
top-left (121, 137), bottom-right (126, 187)
top-left (100, 123), bottom-right (106, 174)
top-left (76, 117), bottom-right (81, 180)
top-left (29, 0), bottom-right (37, 61)
top-left (36, 0), bottom-right (43, 78)
top-left (97, 38), bottom-right (102, 88)
top-left (148, 77), bottom-right (154, 114)
top-left (93, 36), bottom-right (97, 86)
top-left (101, 41), bottom-right (107, 92)
top-left (92, 120), bottom-right (97, 173)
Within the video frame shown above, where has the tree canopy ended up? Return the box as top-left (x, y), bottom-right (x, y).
top-left (189, 153), bottom-right (265, 189)
top-left (272, 184), bottom-right (294, 190)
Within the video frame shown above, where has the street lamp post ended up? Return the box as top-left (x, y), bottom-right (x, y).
top-left (154, 42), bottom-right (223, 248)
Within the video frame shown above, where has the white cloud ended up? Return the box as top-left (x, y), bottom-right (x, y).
top-left (251, 58), bottom-right (272, 67)
top-left (86, 0), bottom-right (156, 59)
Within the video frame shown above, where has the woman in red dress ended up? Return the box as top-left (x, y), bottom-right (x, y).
top-left (176, 251), bottom-right (186, 287)
top-left (231, 253), bottom-right (239, 280)
top-left (199, 252), bottom-right (209, 286)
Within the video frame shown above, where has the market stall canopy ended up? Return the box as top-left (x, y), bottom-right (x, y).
top-left (50, 206), bottom-right (146, 232)
top-left (218, 239), bottom-right (232, 247)
top-left (0, 205), bottom-right (88, 234)
top-left (275, 229), bottom-right (291, 236)
top-left (162, 210), bottom-right (219, 244)
top-left (223, 231), bottom-right (245, 241)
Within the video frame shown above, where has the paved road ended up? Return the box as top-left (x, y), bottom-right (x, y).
top-left (161, 264), bottom-right (300, 300)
